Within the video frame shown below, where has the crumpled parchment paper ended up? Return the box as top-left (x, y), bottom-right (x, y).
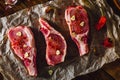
top-left (0, 0), bottom-right (120, 80)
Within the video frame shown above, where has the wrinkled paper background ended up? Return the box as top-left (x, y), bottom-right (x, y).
top-left (0, 0), bottom-right (120, 80)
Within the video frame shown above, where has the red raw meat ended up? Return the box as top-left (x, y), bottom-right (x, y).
top-left (39, 18), bottom-right (67, 66)
top-left (65, 6), bottom-right (89, 56)
top-left (7, 26), bottom-right (37, 76)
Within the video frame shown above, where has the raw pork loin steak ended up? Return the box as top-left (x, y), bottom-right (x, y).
top-left (7, 26), bottom-right (37, 76)
top-left (65, 6), bottom-right (89, 56)
top-left (39, 18), bottom-right (67, 66)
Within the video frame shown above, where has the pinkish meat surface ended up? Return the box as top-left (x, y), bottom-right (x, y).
top-left (65, 6), bottom-right (89, 56)
top-left (5, 0), bottom-right (17, 5)
top-left (39, 18), bottom-right (67, 66)
top-left (7, 26), bottom-right (37, 76)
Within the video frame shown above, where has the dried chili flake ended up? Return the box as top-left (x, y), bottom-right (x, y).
top-left (95, 16), bottom-right (106, 30)
top-left (103, 38), bottom-right (113, 48)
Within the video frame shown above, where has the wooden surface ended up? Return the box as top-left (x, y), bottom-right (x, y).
top-left (73, 59), bottom-right (120, 80)
top-left (0, 0), bottom-right (120, 80)
top-left (0, 0), bottom-right (49, 17)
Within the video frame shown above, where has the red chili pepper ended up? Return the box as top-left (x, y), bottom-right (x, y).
top-left (96, 16), bottom-right (106, 30)
top-left (103, 38), bottom-right (113, 48)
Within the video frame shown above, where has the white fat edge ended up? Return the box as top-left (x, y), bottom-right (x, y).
top-left (46, 47), bottom-right (52, 65)
top-left (25, 49), bottom-right (36, 76)
top-left (39, 19), bottom-right (51, 37)
top-left (65, 9), bottom-right (74, 34)
top-left (75, 31), bottom-right (88, 55)
top-left (27, 56), bottom-right (36, 76)
top-left (65, 10), bottom-right (71, 24)
top-left (24, 27), bottom-right (35, 48)
top-left (26, 48), bottom-right (36, 59)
